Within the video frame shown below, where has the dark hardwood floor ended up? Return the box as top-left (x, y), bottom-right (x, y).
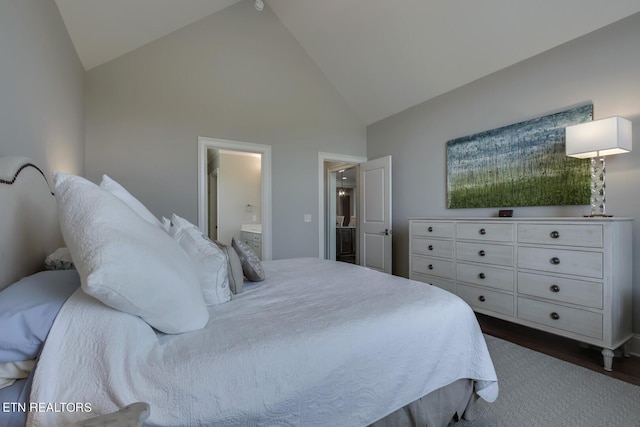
top-left (476, 313), bottom-right (640, 386)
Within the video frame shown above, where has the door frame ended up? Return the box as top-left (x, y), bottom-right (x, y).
top-left (198, 137), bottom-right (273, 260)
top-left (317, 152), bottom-right (367, 259)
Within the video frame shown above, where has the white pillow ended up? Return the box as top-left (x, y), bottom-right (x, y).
top-left (169, 214), bottom-right (231, 306)
top-left (100, 175), bottom-right (162, 228)
top-left (54, 173), bottom-right (208, 334)
top-left (160, 216), bottom-right (172, 233)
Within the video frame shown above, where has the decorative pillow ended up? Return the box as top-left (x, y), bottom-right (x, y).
top-left (0, 270), bottom-right (80, 363)
top-left (168, 213), bottom-right (193, 236)
top-left (214, 241), bottom-right (244, 294)
top-left (160, 216), bottom-right (172, 233)
top-left (54, 173), bottom-right (208, 334)
top-left (0, 360), bottom-right (35, 390)
top-left (100, 175), bottom-right (163, 229)
top-left (168, 214), bottom-right (231, 306)
top-left (232, 238), bottom-right (265, 282)
top-left (44, 247), bottom-right (75, 270)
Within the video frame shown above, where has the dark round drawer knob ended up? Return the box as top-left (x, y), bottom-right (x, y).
top-left (479, 228), bottom-right (486, 235)
top-left (428, 245), bottom-right (434, 251)
top-left (550, 257), bottom-right (561, 265)
top-left (550, 284), bottom-right (560, 293)
top-left (478, 250), bottom-right (486, 257)
top-left (478, 295), bottom-right (486, 302)
top-left (478, 273), bottom-right (486, 279)
top-left (428, 264), bottom-right (434, 270)
top-left (428, 226), bottom-right (433, 232)
top-left (550, 231), bottom-right (560, 239)
top-left (550, 312), bottom-right (560, 320)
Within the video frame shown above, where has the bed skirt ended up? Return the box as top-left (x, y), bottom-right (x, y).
top-left (370, 379), bottom-right (477, 427)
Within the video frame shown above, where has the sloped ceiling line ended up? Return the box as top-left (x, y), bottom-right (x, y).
top-left (55, 0), bottom-right (640, 124)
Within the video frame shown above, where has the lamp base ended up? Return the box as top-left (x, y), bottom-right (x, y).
top-left (583, 214), bottom-right (613, 218)
top-left (589, 156), bottom-right (607, 217)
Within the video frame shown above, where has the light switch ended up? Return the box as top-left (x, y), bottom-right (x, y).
top-left (304, 214), bottom-right (312, 222)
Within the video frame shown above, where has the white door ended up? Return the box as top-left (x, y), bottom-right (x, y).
top-left (359, 156), bottom-right (392, 273)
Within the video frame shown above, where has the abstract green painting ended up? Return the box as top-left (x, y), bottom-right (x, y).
top-left (446, 105), bottom-right (592, 209)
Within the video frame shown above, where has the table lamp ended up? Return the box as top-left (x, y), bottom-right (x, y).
top-left (565, 116), bottom-right (632, 216)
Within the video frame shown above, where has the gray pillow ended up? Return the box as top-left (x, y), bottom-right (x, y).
top-left (232, 238), bottom-right (265, 282)
top-left (214, 241), bottom-right (244, 294)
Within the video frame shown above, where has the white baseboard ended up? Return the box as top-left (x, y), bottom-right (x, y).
top-left (627, 334), bottom-right (640, 357)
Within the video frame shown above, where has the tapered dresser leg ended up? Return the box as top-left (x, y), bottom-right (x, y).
top-left (602, 348), bottom-right (614, 372)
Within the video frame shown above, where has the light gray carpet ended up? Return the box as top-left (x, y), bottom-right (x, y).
top-left (457, 335), bottom-right (640, 427)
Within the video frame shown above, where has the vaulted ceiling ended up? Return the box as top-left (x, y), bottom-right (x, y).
top-left (54, 0), bottom-right (640, 125)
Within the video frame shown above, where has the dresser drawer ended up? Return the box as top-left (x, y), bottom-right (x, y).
top-left (457, 284), bottom-right (514, 316)
top-left (411, 256), bottom-right (454, 280)
top-left (517, 247), bottom-right (603, 279)
top-left (456, 262), bottom-right (514, 291)
top-left (241, 231), bottom-right (262, 243)
top-left (517, 223), bottom-right (603, 248)
top-left (411, 272), bottom-right (454, 294)
top-left (517, 297), bottom-right (603, 340)
top-left (456, 222), bottom-right (514, 242)
top-left (412, 238), bottom-right (454, 259)
top-left (518, 272), bottom-right (603, 309)
top-left (411, 221), bottom-right (453, 239)
top-left (456, 242), bottom-right (513, 267)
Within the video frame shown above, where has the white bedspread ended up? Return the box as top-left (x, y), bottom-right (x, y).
top-left (29, 258), bottom-right (497, 426)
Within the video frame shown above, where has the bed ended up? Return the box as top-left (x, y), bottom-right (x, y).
top-left (0, 156), bottom-right (498, 427)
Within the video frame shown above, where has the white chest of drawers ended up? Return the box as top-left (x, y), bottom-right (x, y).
top-left (409, 217), bottom-right (633, 371)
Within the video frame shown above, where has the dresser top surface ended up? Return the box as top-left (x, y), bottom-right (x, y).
top-left (409, 217), bottom-right (633, 222)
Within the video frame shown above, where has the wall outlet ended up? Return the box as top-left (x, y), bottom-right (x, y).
top-left (304, 214), bottom-right (312, 222)
top-left (252, 215), bottom-right (257, 221)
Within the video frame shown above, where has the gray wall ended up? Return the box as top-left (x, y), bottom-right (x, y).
top-left (367, 13), bottom-right (640, 333)
top-left (84, 0), bottom-right (366, 260)
top-left (217, 152), bottom-right (261, 247)
top-left (0, 0), bottom-right (84, 177)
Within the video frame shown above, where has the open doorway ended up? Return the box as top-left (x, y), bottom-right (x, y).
top-left (319, 153), bottom-right (393, 273)
top-left (198, 137), bottom-right (272, 260)
top-left (335, 166), bottom-right (357, 263)
top-left (325, 162), bottom-right (359, 263)
top-left (208, 150), bottom-right (262, 258)
top-left (318, 152), bottom-right (366, 262)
